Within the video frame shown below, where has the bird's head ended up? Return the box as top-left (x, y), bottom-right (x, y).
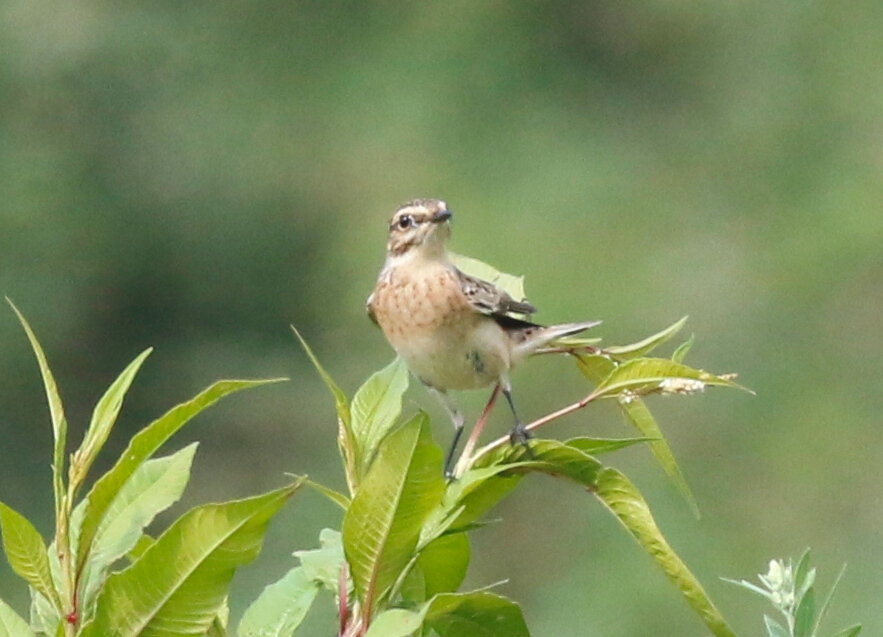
top-left (386, 198), bottom-right (452, 258)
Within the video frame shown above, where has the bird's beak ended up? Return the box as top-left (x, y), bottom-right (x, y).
top-left (431, 209), bottom-right (452, 223)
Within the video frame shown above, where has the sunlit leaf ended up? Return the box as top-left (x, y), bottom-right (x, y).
top-left (350, 357), bottom-right (409, 476)
top-left (76, 378), bottom-right (282, 581)
top-left (592, 357), bottom-right (744, 400)
top-left (0, 597), bottom-right (37, 637)
top-left (423, 591), bottom-right (529, 637)
top-left (604, 316), bottom-right (688, 360)
top-left (342, 413), bottom-right (445, 618)
top-left (302, 479), bottom-right (350, 510)
top-left (364, 608), bottom-right (423, 637)
top-left (70, 348), bottom-right (152, 493)
top-left (78, 444), bottom-right (198, 622)
top-left (0, 502), bottom-right (60, 611)
top-left (238, 566), bottom-right (320, 637)
top-left (594, 468), bottom-right (737, 637)
top-left (7, 300), bottom-right (68, 525)
top-left (79, 480), bottom-right (302, 637)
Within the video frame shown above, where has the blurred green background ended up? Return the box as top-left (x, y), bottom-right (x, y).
top-left (2, 1), bottom-right (881, 635)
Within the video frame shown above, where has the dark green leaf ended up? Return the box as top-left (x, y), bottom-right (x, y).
top-left (76, 378), bottom-right (281, 580)
top-left (565, 436), bottom-right (655, 455)
top-left (350, 357), bottom-right (409, 476)
top-left (80, 480), bottom-right (302, 637)
top-left (604, 316), bottom-right (688, 360)
top-left (594, 468), bottom-right (737, 637)
top-left (70, 348), bottom-right (152, 493)
top-left (415, 533), bottom-right (470, 601)
top-left (0, 502), bottom-right (60, 611)
top-left (342, 414), bottom-right (445, 618)
top-left (238, 566), bottom-right (320, 637)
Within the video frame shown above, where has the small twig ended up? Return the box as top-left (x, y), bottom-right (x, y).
top-left (470, 388), bottom-right (601, 460)
top-left (453, 384), bottom-right (500, 477)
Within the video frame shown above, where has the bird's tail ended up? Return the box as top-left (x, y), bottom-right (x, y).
top-left (511, 320), bottom-right (602, 361)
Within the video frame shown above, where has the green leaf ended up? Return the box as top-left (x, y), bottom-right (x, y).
top-left (575, 352), bottom-right (700, 516)
top-left (293, 528), bottom-right (346, 593)
top-left (7, 300), bottom-right (68, 526)
top-left (593, 468), bottom-right (738, 637)
top-left (794, 549), bottom-right (815, 601)
top-left (671, 334), bottom-right (695, 363)
top-left (620, 398), bottom-right (700, 517)
top-left (78, 444), bottom-right (199, 622)
top-left (364, 608), bottom-right (423, 637)
top-left (604, 316), bottom-right (688, 360)
top-left (342, 413), bottom-right (445, 619)
top-left (473, 438), bottom-right (603, 486)
top-left (794, 586), bottom-right (816, 637)
top-left (70, 348), bottom-right (153, 493)
top-left (445, 466), bottom-right (523, 531)
top-left (832, 625), bottom-right (862, 637)
top-left (80, 480), bottom-right (302, 637)
top-left (350, 357), bottom-right (409, 476)
top-left (238, 566), bottom-right (320, 637)
top-left (302, 479), bottom-right (350, 510)
top-left (763, 615), bottom-right (789, 637)
top-left (0, 597), bottom-right (37, 637)
top-left (448, 253), bottom-right (528, 303)
top-left (292, 326), bottom-right (357, 493)
top-left (423, 591), bottom-right (530, 637)
top-left (76, 378), bottom-right (282, 582)
top-left (592, 357), bottom-right (744, 400)
top-left (0, 502), bottom-right (61, 611)
top-left (415, 533), bottom-right (470, 600)
top-left (30, 589), bottom-right (60, 637)
top-left (565, 436), bottom-right (655, 456)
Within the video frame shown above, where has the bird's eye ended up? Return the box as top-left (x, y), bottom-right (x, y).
top-left (397, 215), bottom-right (414, 229)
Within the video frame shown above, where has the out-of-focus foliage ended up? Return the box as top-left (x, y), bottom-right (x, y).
top-left (1, 1), bottom-right (881, 635)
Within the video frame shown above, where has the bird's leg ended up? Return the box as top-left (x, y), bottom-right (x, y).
top-left (502, 387), bottom-right (535, 459)
top-left (427, 387), bottom-right (465, 478)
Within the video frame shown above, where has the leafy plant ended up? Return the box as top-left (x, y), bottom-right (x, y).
top-left (0, 300), bottom-right (301, 636)
top-left (252, 313), bottom-right (748, 637)
top-left (724, 550), bottom-right (861, 637)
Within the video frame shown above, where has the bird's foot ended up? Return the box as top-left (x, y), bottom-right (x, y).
top-left (508, 421), bottom-right (536, 459)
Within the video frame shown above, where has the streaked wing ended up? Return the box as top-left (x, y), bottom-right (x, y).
top-left (455, 268), bottom-right (537, 318)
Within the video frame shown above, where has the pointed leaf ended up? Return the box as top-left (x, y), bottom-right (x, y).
top-left (350, 357), bottom-right (409, 475)
top-left (594, 468), bottom-right (738, 637)
top-left (79, 480), bottom-right (302, 637)
top-left (473, 438), bottom-right (603, 486)
top-left (565, 436), bottom-right (655, 456)
top-left (303, 479), bottom-right (350, 510)
top-left (79, 444), bottom-right (199, 620)
top-left (832, 625), bottom-right (862, 637)
top-left (292, 326), bottom-right (357, 493)
top-left (342, 413), bottom-right (445, 617)
top-left (0, 597), bottom-right (37, 637)
top-left (593, 357), bottom-right (745, 400)
top-left (763, 615), bottom-right (789, 637)
top-left (7, 300), bottom-right (68, 522)
top-left (794, 586), bottom-right (816, 637)
top-left (70, 348), bottom-right (153, 493)
top-left (604, 316), bottom-right (688, 360)
top-left (423, 591), bottom-right (529, 637)
top-left (0, 502), bottom-right (60, 611)
top-left (76, 378), bottom-right (282, 579)
top-left (671, 334), bottom-right (695, 363)
top-left (815, 563), bottom-right (847, 636)
top-left (238, 566), bottom-right (320, 637)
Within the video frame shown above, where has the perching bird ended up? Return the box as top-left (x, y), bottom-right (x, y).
top-left (367, 198), bottom-right (600, 475)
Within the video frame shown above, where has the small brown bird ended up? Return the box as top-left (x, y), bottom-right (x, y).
top-left (367, 198), bottom-right (599, 475)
